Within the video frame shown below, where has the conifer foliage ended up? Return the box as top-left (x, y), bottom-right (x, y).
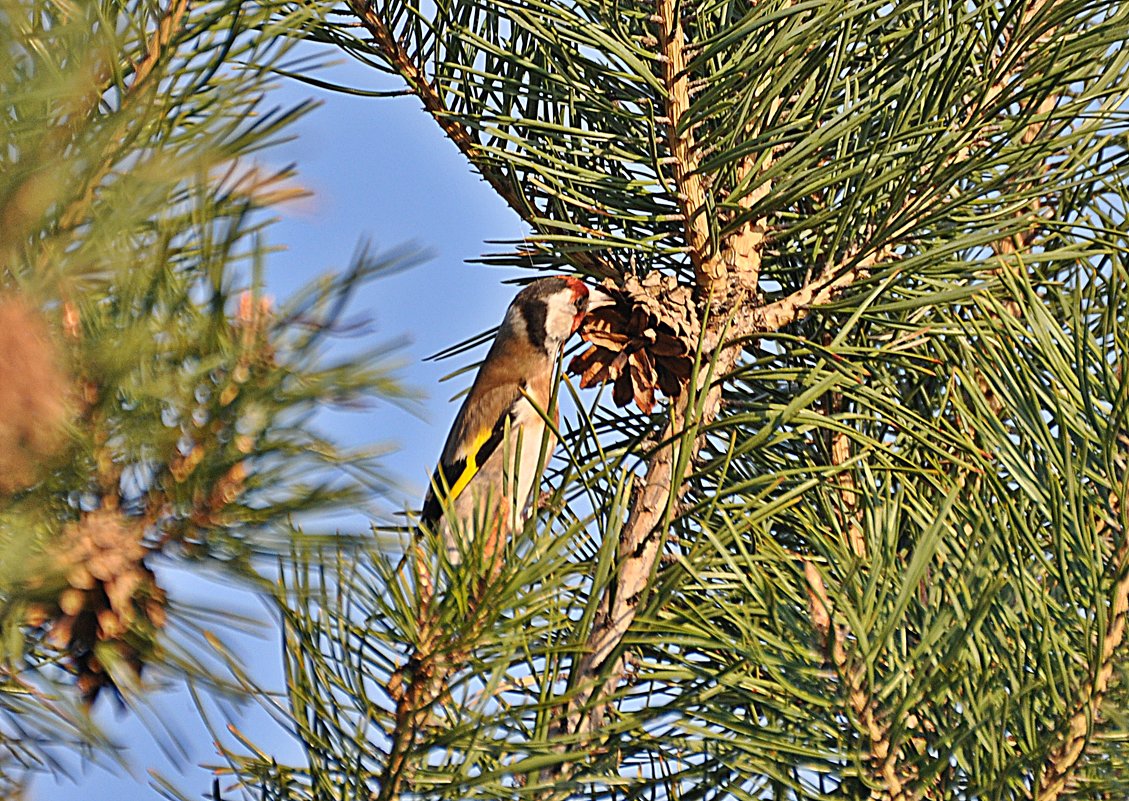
top-left (238, 0), bottom-right (1129, 798)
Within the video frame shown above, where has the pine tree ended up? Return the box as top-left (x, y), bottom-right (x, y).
top-left (0, 0), bottom-right (408, 794)
top-left (235, 1), bottom-right (1129, 798)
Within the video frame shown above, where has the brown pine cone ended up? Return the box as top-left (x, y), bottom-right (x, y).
top-left (569, 274), bottom-right (699, 413)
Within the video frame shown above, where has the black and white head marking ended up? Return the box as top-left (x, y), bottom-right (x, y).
top-left (508, 277), bottom-right (589, 355)
top-left (520, 296), bottom-right (549, 351)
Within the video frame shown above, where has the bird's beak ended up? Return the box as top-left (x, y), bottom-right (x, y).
top-left (585, 286), bottom-right (617, 311)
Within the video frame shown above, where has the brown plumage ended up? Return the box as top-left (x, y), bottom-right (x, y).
top-left (421, 276), bottom-right (595, 564)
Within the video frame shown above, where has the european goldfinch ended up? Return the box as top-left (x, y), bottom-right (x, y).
top-left (420, 276), bottom-right (601, 564)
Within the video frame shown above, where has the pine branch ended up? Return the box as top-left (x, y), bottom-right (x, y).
top-left (377, 533), bottom-right (510, 799)
top-left (131, 0), bottom-right (191, 91)
top-left (805, 560), bottom-right (915, 800)
top-left (823, 388), bottom-right (866, 559)
top-left (554, 401), bottom-right (690, 741)
top-left (715, 98), bottom-right (783, 292)
top-left (263, 3), bottom-right (1129, 797)
top-left (756, 249), bottom-right (884, 331)
top-left (982, 0), bottom-right (1063, 266)
top-left (975, 10), bottom-right (1127, 790)
top-left (654, 0), bottom-right (711, 292)
top-left (0, 0), bottom-right (191, 268)
top-left (545, 17), bottom-right (809, 748)
top-left (343, 0), bottom-right (615, 278)
top-left (378, 578), bottom-right (441, 801)
top-left (546, 35), bottom-right (1083, 770)
top-left (777, 6), bottom-right (1077, 764)
top-left (549, 242), bottom-right (886, 760)
top-left (1036, 508), bottom-right (1129, 799)
top-left (0, 0), bottom-right (415, 786)
top-left (655, 1), bottom-right (787, 299)
top-left (56, 0), bottom-right (190, 232)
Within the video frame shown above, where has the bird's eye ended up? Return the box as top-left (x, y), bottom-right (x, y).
top-left (576, 295), bottom-right (588, 312)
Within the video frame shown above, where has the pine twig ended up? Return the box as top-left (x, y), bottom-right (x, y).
top-left (344, 1), bottom-right (615, 280)
top-left (1036, 508), bottom-right (1129, 799)
top-left (56, 0), bottom-right (191, 232)
top-left (716, 98), bottom-right (783, 292)
top-left (376, 530), bottom-right (509, 800)
top-left (654, 0), bottom-right (712, 294)
top-left (804, 560), bottom-right (915, 801)
top-left (823, 388), bottom-right (866, 559)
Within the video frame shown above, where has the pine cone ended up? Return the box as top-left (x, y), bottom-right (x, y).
top-left (568, 274), bottom-right (699, 413)
top-left (33, 510), bottom-right (167, 703)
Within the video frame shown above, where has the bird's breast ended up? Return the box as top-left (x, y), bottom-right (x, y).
top-left (505, 395), bottom-right (555, 525)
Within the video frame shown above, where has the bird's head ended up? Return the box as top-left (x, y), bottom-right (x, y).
top-left (506, 276), bottom-right (609, 356)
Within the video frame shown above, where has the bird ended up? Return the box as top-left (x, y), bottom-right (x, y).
top-left (419, 276), bottom-right (604, 566)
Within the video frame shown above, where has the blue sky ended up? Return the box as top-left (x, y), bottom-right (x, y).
top-left (31, 46), bottom-right (533, 801)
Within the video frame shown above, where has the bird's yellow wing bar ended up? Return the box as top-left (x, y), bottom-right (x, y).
top-left (420, 411), bottom-right (512, 528)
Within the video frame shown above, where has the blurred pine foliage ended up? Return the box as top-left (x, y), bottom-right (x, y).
top-left (0, 0), bottom-right (413, 794)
